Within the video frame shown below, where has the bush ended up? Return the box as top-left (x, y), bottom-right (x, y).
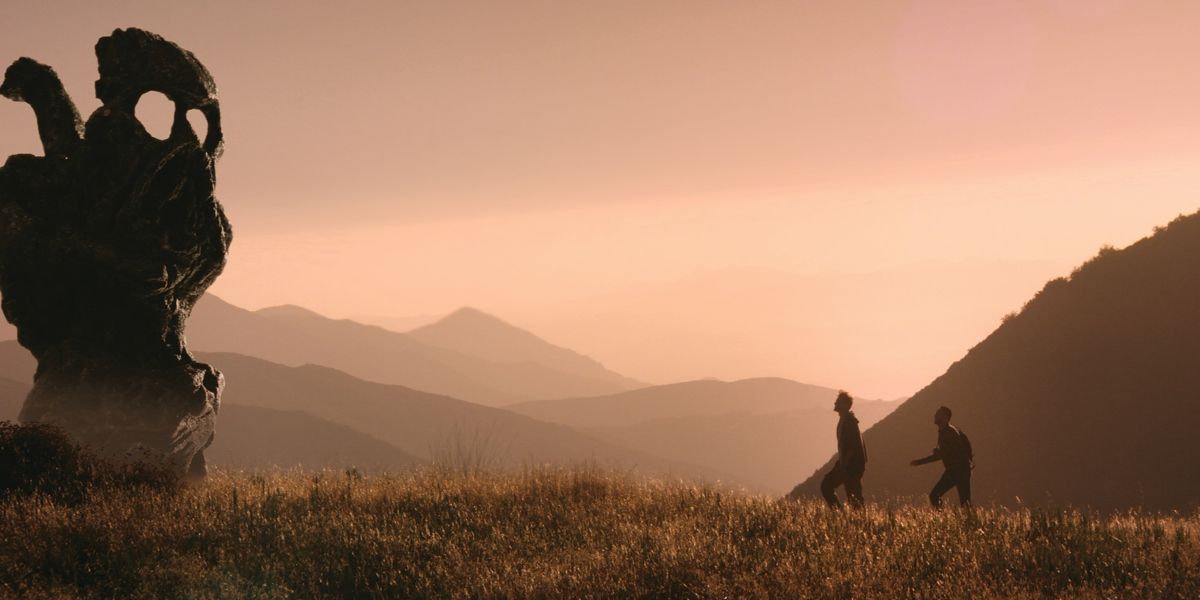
top-left (0, 421), bottom-right (179, 504)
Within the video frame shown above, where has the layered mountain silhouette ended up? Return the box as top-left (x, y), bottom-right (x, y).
top-left (513, 378), bottom-right (852, 427)
top-left (187, 295), bottom-right (640, 406)
top-left (512, 379), bottom-right (897, 492)
top-left (0, 344), bottom-right (423, 471)
top-left (203, 350), bottom-right (704, 473)
top-left (408, 307), bottom-right (642, 390)
top-left (0, 341), bottom-right (711, 478)
top-left (207, 405), bottom-right (425, 472)
top-left (792, 212), bottom-right (1200, 511)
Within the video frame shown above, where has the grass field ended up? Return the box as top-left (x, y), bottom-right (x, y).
top-left (1, 467), bottom-right (1199, 599)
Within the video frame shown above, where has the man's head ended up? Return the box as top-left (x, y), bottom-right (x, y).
top-left (934, 406), bottom-right (952, 427)
top-left (834, 391), bottom-right (853, 413)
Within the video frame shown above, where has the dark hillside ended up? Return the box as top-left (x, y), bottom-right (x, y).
top-left (793, 212), bottom-right (1200, 511)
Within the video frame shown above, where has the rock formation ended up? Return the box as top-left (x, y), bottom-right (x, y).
top-left (0, 29), bottom-right (232, 478)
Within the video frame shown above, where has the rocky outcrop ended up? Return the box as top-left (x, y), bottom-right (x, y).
top-left (0, 29), bottom-right (232, 478)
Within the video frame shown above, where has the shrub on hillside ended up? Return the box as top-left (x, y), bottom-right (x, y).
top-left (0, 421), bottom-right (179, 504)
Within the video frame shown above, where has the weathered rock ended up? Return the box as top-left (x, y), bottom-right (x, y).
top-left (0, 29), bottom-right (232, 478)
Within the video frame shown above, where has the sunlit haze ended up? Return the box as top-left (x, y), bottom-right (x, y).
top-left (3, 1), bottom-right (1198, 398)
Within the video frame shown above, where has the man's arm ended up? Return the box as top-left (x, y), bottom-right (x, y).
top-left (909, 447), bottom-right (941, 466)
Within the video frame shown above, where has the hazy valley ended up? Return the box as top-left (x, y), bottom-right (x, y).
top-left (3, 214), bottom-right (1200, 506)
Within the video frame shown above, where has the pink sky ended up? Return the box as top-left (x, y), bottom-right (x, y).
top-left (2, 1), bottom-right (1199, 397)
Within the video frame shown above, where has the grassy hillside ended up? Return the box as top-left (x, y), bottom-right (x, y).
top-left (793, 212), bottom-right (1200, 511)
top-left (1, 469), bottom-right (1197, 598)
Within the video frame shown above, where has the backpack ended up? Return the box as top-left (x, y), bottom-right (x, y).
top-left (959, 429), bottom-right (974, 467)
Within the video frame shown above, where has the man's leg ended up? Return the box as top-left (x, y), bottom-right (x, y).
top-left (820, 465), bottom-right (846, 508)
top-left (929, 469), bottom-right (956, 508)
top-left (955, 470), bottom-right (972, 507)
top-left (844, 469), bottom-right (864, 509)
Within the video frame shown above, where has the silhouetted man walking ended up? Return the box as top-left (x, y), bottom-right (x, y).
top-left (820, 391), bottom-right (867, 509)
top-left (910, 406), bottom-right (973, 508)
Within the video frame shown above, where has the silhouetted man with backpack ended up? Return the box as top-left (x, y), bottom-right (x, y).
top-left (820, 391), bottom-right (867, 509)
top-left (910, 405), bottom-right (973, 508)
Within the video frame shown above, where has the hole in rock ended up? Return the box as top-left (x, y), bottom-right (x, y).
top-left (135, 91), bottom-right (174, 140)
top-left (0, 102), bottom-right (44, 157)
top-left (186, 109), bottom-right (208, 144)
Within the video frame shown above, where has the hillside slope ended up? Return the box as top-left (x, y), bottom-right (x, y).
top-left (198, 351), bottom-right (708, 475)
top-left (206, 405), bottom-right (425, 472)
top-left (792, 212), bottom-right (1200, 511)
top-left (0, 341), bottom-right (707, 477)
top-left (0, 351), bottom-right (423, 471)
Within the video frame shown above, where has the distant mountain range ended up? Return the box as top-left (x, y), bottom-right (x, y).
top-left (208, 404), bottom-right (425, 472)
top-left (15, 206), bottom-right (1200, 512)
top-left (792, 211), bottom-right (1200, 511)
top-left (3, 297), bottom-right (880, 490)
top-left (186, 295), bottom-right (641, 406)
top-left (0, 346), bottom-right (422, 472)
top-left (512, 378), bottom-right (848, 427)
top-left (512, 379), bottom-right (897, 492)
top-left (408, 307), bottom-right (642, 390)
top-left (0, 341), bottom-right (711, 478)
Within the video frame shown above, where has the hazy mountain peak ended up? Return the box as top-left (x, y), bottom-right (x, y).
top-left (255, 304), bottom-right (328, 320)
top-left (426, 306), bottom-right (535, 333)
top-left (409, 306), bottom-right (644, 390)
top-left (443, 306), bottom-right (498, 319)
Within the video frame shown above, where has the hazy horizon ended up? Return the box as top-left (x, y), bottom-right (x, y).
top-left (4, 1), bottom-right (1199, 397)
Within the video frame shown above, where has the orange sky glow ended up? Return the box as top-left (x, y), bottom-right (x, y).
top-left (2, 1), bottom-right (1199, 398)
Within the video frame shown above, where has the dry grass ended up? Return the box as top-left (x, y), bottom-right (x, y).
top-left (0, 467), bottom-right (1198, 599)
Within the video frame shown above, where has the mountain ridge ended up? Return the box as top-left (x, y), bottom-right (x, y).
top-left (510, 377), bottom-right (860, 428)
top-left (0, 340), bottom-right (719, 479)
top-left (408, 305), bottom-right (643, 390)
top-left (187, 295), bottom-right (637, 406)
top-left (791, 211), bottom-right (1200, 511)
